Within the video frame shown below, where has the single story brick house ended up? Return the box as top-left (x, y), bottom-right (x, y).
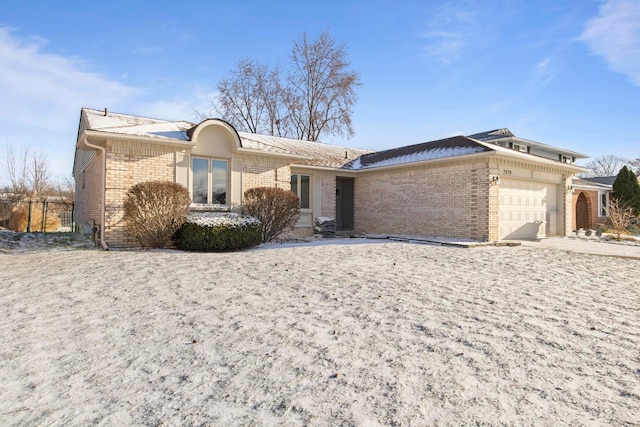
top-left (73, 108), bottom-right (587, 248)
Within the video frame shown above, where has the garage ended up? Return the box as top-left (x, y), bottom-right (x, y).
top-left (499, 179), bottom-right (559, 240)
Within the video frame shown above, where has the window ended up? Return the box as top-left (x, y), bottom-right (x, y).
top-left (192, 158), bottom-right (228, 205)
top-left (511, 143), bottom-right (528, 153)
top-left (599, 192), bottom-right (609, 217)
top-left (291, 174), bottom-right (310, 209)
top-left (561, 155), bottom-right (573, 164)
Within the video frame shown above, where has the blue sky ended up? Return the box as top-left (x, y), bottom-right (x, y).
top-left (1, 0), bottom-right (639, 183)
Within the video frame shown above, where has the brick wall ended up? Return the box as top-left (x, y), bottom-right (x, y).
top-left (572, 189), bottom-right (606, 230)
top-left (74, 151), bottom-right (104, 235)
top-left (320, 172), bottom-right (336, 220)
top-left (103, 141), bottom-right (177, 247)
top-left (354, 161), bottom-right (492, 240)
top-left (239, 154), bottom-right (292, 193)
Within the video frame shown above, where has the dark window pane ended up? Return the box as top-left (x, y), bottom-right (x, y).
top-left (192, 158), bottom-right (208, 204)
top-left (300, 175), bottom-right (310, 209)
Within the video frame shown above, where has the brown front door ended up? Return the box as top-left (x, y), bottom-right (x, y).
top-left (575, 192), bottom-right (590, 229)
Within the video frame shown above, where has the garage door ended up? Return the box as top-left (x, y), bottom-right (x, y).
top-left (499, 179), bottom-right (558, 240)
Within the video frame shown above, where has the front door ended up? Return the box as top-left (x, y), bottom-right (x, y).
top-left (575, 192), bottom-right (590, 229)
top-left (336, 177), bottom-right (354, 230)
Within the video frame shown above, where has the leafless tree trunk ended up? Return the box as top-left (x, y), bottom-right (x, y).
top-left (30, 150), bottom-right (52, 197)
top-left (263, 65), bottom-right (292, 137)
top-left (211, 59), bottom-right (269, 133)
top-left (286, 31), bottom-right (361, 141)
top-left (5, 145), bottom-right (29, 199)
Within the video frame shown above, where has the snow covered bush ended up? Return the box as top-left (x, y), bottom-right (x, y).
top-left (123, 181), bottom-right (191, 248)
top-left (243, 187), bottom-right (300, 242)
top-left (173, 212), bottom-right (262, 251)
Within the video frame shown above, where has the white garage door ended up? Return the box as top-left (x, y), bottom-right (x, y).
top-left (499, 179), bottom-right (558, 240)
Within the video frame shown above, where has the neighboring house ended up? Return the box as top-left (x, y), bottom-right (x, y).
top-left (571, 176), bottom-right (614, 230)
top-left (73, 108), bottom-right (587, 248)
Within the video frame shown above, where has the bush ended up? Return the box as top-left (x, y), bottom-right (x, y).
top-left (173, 212), bottom-right (262, 251)
top-left (606, 198), bottom-right (636, 241)
top-left (243, 187), bottom-right (300, 242)
top-left (8, 203), bottom-right (61, 232)
top-left (123, 181), bottom-right (191, 248)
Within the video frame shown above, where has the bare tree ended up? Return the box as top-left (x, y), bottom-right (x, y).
top-left (628, 158), bottom-right (640, 176)
top-left (581, 154), bottom-right (629, 177)
top-left (286, 31), bottom-right (361, 141)
top-left (606, 198), bottom-right (636, 241)
top-left (30, 150), bottom-right (52, 196)
top-left (263, 65), bottom-right (292, 137)
top-left (3, 145), bottom-right (52, 199)
top-left (5, 145), bottom-right (29, 198)
top-left (211, 59), bottom-right (269, 133)
top-left (201, 31), bottom-right (361, 142)
top-left (55, 175), bottom-right (75, 203)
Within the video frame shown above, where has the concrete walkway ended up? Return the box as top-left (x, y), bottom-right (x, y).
top-left (520, 236), bottom-right (640, 260)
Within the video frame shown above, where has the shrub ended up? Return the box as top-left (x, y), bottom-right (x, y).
top-left (173, 212), bottom-right (262, 251)
top-left (123, 181), bottom-right (191, 248)
top-left (8, 203), bottom-right (61, 232)
top-left (243, 187), bottom-right (300, 242)
top-left (606, 198), bottom-right (636, 241)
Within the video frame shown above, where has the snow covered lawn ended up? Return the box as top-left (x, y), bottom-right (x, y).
top-left (0, 239), bottom-right (638, 425)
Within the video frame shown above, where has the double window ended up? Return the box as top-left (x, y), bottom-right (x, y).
top-left (290, 174), bottom-right (310, 209)
top-left (192, 158), bottom-right (228, 205)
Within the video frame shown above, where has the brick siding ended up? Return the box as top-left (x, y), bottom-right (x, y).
top-left (354, 161), bottom-right (492, 241)
top-left (103, 141), bottom-right (177, 247)
top-left (74, 152), bottom-right (104, 236)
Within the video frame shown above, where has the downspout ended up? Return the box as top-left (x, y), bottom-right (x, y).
top-left (82, 136), bottom-right (109, 250)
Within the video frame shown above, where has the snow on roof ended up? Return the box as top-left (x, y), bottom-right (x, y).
top-left (79, 108), bottom-right (586, 170)
top-left (238, 132), bottom-right (372, 168)
top-left (83, 108), bottom-right (194, 141)
top-left (344, 136), bottom-right (490, 170)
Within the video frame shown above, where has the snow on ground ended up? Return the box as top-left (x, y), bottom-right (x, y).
top-left (0, 236), bottom-right (639, 425)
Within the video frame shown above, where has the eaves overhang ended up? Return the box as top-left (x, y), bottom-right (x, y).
top-left (492, 150), bottom-right (589, 173)
top-left (77, 129), bottom-right (197, 149)
top-left (486, 136), bottom-right (589, 159)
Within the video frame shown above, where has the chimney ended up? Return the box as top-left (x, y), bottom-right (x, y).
top-left (104, 108), bottom-right (108, 116)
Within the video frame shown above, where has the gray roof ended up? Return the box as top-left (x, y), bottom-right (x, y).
top-left (467, 128), bottom-right (515, 141)
top-left (582, 176), bottom-right (617, 186)
top-left (343, 136), bottom-right (491, 170)
top-left (80, 108), bottom-right (371, 168)
top-left (79, 108), bottom-right (587, 171)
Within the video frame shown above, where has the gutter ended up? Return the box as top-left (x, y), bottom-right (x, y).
top-left (81, 135), bottom-right (109, 250)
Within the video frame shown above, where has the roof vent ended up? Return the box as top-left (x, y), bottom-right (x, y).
top-left (104, 108), bottom-right (108, 116)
